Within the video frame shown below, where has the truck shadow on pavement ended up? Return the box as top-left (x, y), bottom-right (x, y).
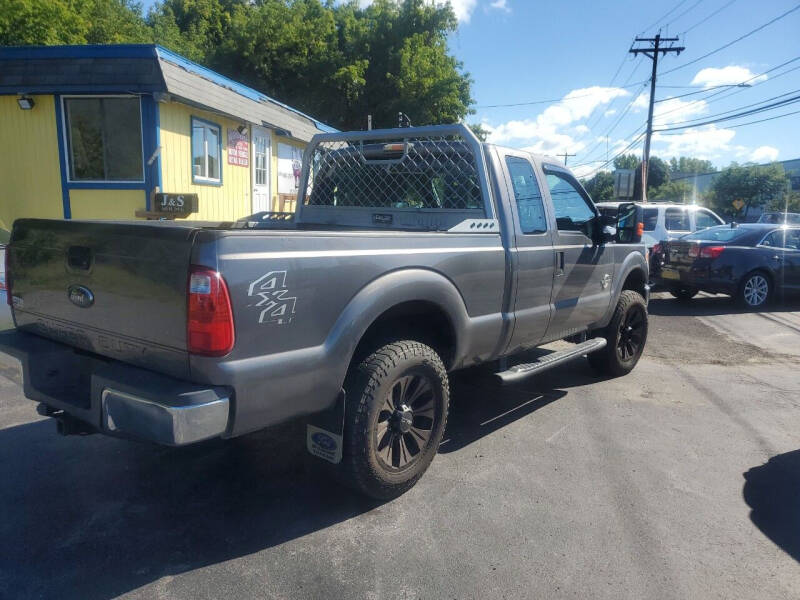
top-left (743, 449), bottom-right (800, 562)
top-left (648, 293), bottom-right (800, 318)
top-left (0, 360), bottom-right (592, 600)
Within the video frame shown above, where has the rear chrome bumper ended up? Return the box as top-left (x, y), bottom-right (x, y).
top-left (0, 329), bottom-right (231, 446)
top-left (102, 388), bottom-right (229, 446)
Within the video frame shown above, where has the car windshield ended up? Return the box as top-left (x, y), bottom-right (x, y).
top-left (682, 226), bottom-right (747, 242)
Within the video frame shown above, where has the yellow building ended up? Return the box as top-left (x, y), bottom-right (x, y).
top-left (0, 44), bottom-right (335, 234)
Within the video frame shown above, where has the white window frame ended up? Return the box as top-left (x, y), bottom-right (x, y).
top-left (61, 94), bottom-right (145, 184)
top-left (191, 117), bottom-right (222, 184)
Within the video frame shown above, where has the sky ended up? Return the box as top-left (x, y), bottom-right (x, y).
top-left (442, 0), bottom-right (800, 177)
top-left (143, 0), bottom-right (799, 177)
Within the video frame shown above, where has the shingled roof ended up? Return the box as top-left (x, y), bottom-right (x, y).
top-left (0, 44), bottom-right (336, 142)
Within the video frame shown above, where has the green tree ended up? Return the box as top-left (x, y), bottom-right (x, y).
top-left (581, 171), bottom-right (614, 203)
top-left (668, 157), bottom-right (716, 176)
top-left (649, 180), bottom-right (692, 202)
top-left (468, 123), bottom-right (490, 142)
top-left (708, 163), bottom-right (788, 219)
top-left (1, 0), bottom-right (474, 131)
top-left (614, 154), bottom-right (639, 170)
top-left (0, 0), bottom-right (150, 45)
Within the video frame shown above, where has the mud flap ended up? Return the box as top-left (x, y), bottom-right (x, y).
top-left (306, 389), bottom-right (345, 464)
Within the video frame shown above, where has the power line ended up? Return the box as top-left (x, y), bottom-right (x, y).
top-left (657, 107), bottom-right (800, 134)
top-left (651, 56), bottom-right (800, 121)
top-left (654, 94), bottom-right (800, 131)
top-left (682, 0), bottom-right (738, 34)
top-left (653, 82), bottom-right (751, 102)
top-left (664, 0), bottom-right (707, 30)
top-left (641, 0), bottom-right (689, 33)
top-left (575, 83), bottom-right (649, 164)
top-left (582, 133), bottom-right (647, 179)
top-left (655, 88), bottom-right (800, 127)
top-left (662, 4), bottom-right (800, 76)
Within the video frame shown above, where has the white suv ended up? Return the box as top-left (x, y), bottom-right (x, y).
top-left (595, 202), bottom-right (725, 249)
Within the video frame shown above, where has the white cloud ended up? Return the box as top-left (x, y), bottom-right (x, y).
top-left (355, 0), bottom-right (477, 22)
top-left (485, 86), bottom-right (629, 158)
top-left (604, 108), bottom-right (617, 117)
top-left (651, 125), bottom-right (736, 159)
top-left (489, 0), bottom-right (511, 12)
top-left (653, 97), bottom-right (708, 126)
top-left (691, 65), bottom-right (767, 89)
top-left (632, 91), bottom-right (709, 126)
top-left (446, 0), bottom-right (478, 21)
top-left (750, 145), bottom-right (779, 163)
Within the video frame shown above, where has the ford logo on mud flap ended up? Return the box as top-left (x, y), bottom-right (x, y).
top-left (312, 432), bottom-right (337, 451)
top-left (67, 285), bottom-right (94, 308)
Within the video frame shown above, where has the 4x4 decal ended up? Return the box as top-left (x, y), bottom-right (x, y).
top-left (247, 271), bottom-right (297, 325)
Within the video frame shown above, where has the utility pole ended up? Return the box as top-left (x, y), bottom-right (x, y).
top-left (629, 33), bottom-right (684, 202)
top-left (557, 151), bottom-right (575, 166)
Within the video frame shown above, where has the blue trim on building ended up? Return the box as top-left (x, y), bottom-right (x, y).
top-left (53, 94), bottom-right (71, 219)
top-left (190, 115), bottom-right (224, 187)
top-left (141, 95), bottom-right (160, 210)
top-left (66, 182), bottom-right (147, 190)
top-left (154, 100), bottom-right (163, 209)
top-left (0, 44), bottom-right (157, 60)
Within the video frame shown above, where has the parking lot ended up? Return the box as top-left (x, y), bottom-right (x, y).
top-left (1, 293), bottom-right (799, 600)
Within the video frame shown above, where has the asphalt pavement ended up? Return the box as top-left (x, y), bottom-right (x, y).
top-left (1, 293), bottom-right (799, 599)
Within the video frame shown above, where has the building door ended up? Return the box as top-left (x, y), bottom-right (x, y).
top-left (252, 126), bottom-right (271, 213)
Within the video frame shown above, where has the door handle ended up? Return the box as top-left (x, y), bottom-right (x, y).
top-left (556, 251), bottom-right (565, 275)
top-left (772, 255), bottom-right (782, 261)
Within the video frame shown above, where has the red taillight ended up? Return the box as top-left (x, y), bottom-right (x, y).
top-left (187, 266), bottom-right (234, 356)
top-left (700, 246), bottom-right (725, 259)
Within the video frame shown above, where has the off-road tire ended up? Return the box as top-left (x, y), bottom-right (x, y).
top-left (340, 341), bottom-right (449, 500)
top-left (669, 287), bottom-right (698, 301)
top-left (588, 290), bottom-right (648, 377)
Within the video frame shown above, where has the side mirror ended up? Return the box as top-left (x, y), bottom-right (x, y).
top-left (601, 225), bottom-right (617, 243)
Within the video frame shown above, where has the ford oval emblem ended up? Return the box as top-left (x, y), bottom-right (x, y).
top-left (67, 285), bottom-right (94, 308)
top-left (312, 432), bottom-right (337, 451)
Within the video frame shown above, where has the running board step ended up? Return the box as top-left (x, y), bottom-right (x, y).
top-left (495, 337), bottom-right (607, 385)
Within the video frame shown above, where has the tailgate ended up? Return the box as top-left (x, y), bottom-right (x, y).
top-left (665, 241), bottom-right (696, 267)
top-left (8, 219), bottom-right (198, 378)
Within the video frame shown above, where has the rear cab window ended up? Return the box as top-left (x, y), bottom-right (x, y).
top-left (506, 156), bottom-right (547, 234)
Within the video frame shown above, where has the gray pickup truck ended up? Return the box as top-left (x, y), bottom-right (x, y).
top-left (2, 125), bottom-right (649, 498)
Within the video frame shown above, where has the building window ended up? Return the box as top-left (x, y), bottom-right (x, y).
top-left (64, 96), bottom-right (143, 182)
top-left (192, 117), bottom-right (221, 184)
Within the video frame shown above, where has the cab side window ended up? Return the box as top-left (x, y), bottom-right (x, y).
top-left (665, 208), bottom-right (690, 232)
top-left (506, 157), bottom-right (547, 234)
top-left (545, 170), bottom-right (595, 232)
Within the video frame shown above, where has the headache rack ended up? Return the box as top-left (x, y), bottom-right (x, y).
top-left (295, 124), bottom-right (496, 231)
